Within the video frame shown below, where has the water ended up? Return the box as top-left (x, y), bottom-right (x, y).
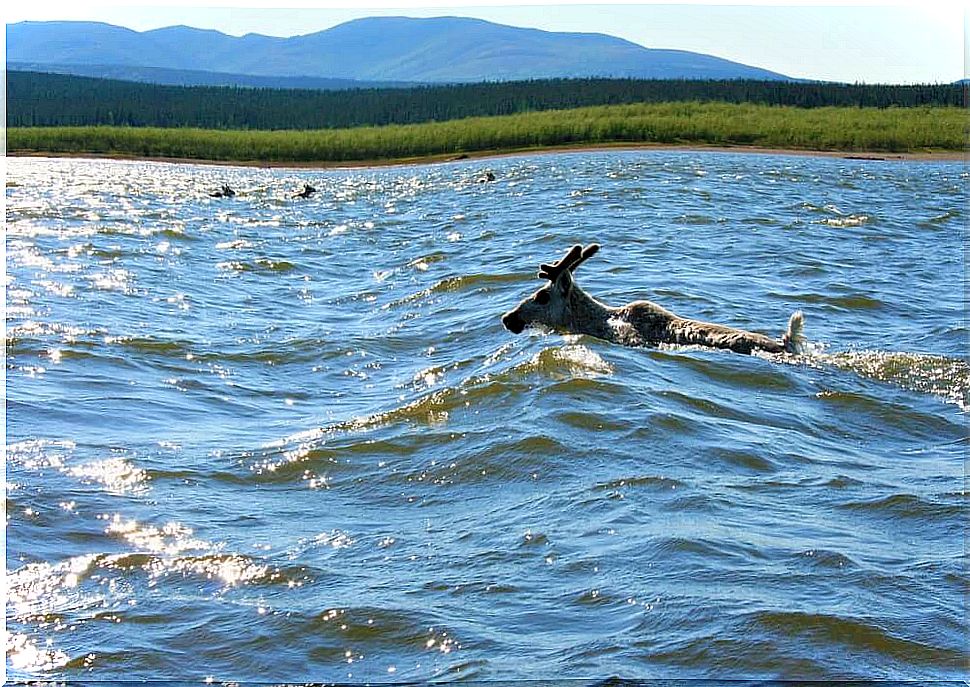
top-left (6, 151), bottom-right (967, 681)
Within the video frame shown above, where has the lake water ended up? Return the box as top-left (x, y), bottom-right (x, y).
top-left (6, 151), bottom-right (967, 681)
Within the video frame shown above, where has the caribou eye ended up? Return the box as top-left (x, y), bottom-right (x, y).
top-left (534, 290), bottom-right (550, 305)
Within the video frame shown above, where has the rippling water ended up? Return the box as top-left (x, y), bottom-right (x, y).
top-left (6, 152), bottom-right (967, 681)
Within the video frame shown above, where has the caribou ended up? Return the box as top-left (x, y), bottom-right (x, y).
top-left (501, 244), bottom-right (805, 355)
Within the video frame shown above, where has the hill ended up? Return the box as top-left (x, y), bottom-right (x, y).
top-left (6, 61), bottom-right (416, 90)
top-left (6, 16), bottom-right (792, 85)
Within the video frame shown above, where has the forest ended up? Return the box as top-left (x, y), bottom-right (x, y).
top-left (8, 70), bottom-right (965, 131)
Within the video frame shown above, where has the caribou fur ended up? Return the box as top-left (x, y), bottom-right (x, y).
top-left (502, 244), bottom-right (805, 355)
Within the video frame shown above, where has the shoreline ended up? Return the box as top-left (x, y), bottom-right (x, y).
top-left (9, 141), bottom-right (967, 169)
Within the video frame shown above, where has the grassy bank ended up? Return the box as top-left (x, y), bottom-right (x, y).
top-left (8, 102), bottom-right (966, 164)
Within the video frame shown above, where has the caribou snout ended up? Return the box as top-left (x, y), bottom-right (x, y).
top-left (502, 310), bottom-right (525, 334)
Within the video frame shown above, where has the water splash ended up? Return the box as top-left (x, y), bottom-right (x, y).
top-left (811, 349), bottom-right (970, 411)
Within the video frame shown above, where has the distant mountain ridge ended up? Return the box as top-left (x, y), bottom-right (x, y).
top-left (6, 62), bottom-right (417, 91)
top-left (6, 17), bottom-right (792, 86)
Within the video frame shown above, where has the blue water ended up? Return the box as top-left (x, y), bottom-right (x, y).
top-left (6, 151), bottom-right (967, 681)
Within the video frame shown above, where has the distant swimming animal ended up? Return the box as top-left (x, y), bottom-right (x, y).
top-left (477, 171), bottom-right (496, 183)
top-left (210, 184), bottom-right (235, 198)
top-left (293, 183), bottom-right (317, 199)
top-left (502, 243), bottom-right (806, 355)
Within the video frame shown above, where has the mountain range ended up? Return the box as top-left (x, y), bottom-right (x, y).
top-left (7, 17), bottom-right (791, 88)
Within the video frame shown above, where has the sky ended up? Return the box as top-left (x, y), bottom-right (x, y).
top-left (4, 1), bottom-right (967, 84)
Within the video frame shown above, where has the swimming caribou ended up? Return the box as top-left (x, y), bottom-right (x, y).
top-left (501, 244), bottom-right (806, 355)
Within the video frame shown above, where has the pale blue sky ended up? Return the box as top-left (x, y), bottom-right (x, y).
top-left (5, 2), bottom-right (966, 84)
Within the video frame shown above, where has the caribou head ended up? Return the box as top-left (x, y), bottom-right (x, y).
top-left (501, 243), bottom-right (600, 334)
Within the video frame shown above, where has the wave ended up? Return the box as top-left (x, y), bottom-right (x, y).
top-left (245, 340), bottom-right (614, 476)
top-left (591, 475), bottom-right (687, 492)
top-left (771, 291), bottom-right (884, 311)
top-left (216, 258), bottom-right (298, 273)
top-left (746, 609), bottom-right (966, 670)
top-left (917, 208), bottom-right (962, 227)
top-left (383, 272), bottom-right (521, 310)
top-left (77, 334), bottom-right (342, 367)
top-left (107, 551), bottom-right (312, 590)
top-left (672, 352), bottom-right (799, 391)
top-left (787, 548), bottom-right (859, 571)
top-left (640, 604), bottom-right (965, 678)
top-left (840, 492), bottom-right (965, 520)
top-left (8, 534), bottom-right (317, 631)
top-left (810, 349), bottom-right (970, 411)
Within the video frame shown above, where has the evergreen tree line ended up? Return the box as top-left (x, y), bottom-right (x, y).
top-left (8, 70), bottom-right (965, 131)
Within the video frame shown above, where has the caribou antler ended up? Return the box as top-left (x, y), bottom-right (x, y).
top-left (537, 243), bottom-right (600, 282)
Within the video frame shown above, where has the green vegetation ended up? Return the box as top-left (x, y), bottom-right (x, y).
top-left (10, 71), bottom-right (962, 162)
top-left (8, 102), bottom-right (965, 163)
top-left (8, 71), bottom-right (965, 130)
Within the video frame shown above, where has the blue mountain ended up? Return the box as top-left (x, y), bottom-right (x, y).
top-left (6, 62), bottom-right (415, 90)
top-left (6, 16), bottom-right (792, 85)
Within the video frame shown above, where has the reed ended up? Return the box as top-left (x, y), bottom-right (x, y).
top-left (8, 102), bottom-right (964, 163)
